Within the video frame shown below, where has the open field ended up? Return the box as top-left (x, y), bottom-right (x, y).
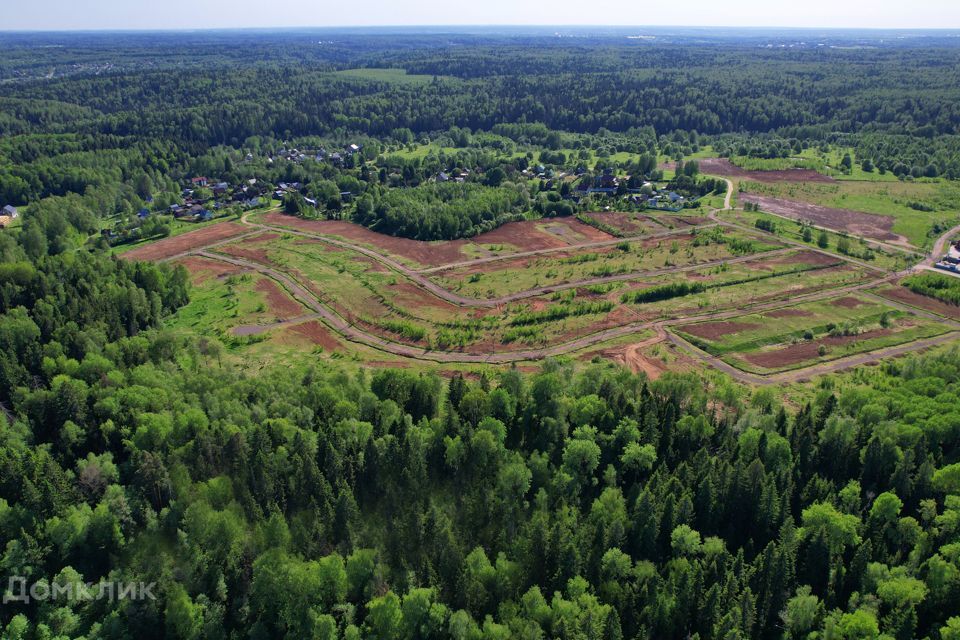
top-left (433, 228), bottom-right (783, 299)
top-left (739, 193), bottom-right (906, 244)
top-left (117, 192), bottom-right (960, 383)
top-left (664, 157), bottom-right (836, 183)
top-left (737, 179), bottom-right (960, 248)
top-left (718, 208), bottom-right (917, 271)
top-left (166, 255), bottom-right (311, 343)
top-left (121, 221), bottom-right (252, 261)
top-left (676, 294), bottom-right (953, 373)
top-left (251, 210), bottom-right (614, 267)
top-left (871, 284), bottom-right (960, 320)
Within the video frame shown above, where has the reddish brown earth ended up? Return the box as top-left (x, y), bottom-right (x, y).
top-left (536, 217), bottom-right (614, 243)
top-left (287, 320), bottom-right (343, 350)
top-left (387, 282), bottom-right (461, 312)
top-left (831, 296), bottom-right (867, 309)
top-left (353, 255), bottom-right (390, 273)
top-left (671, 216), bottom-right (711, 227)
top-left (742, 328), bottom-right (894, 368)
top-left (260, 212), bottom-right (612, 266)
top-left (219, 243), bottom-right (270, 263)
top-left (122, 222), bottom-right (249, 261)
top-left (738, 194), bottom-right (905, 244)
top-left (217, 232), bottom-right (284, 263)
top-left (875, 286), bottom-right (960, 319)
top-left (174, 255), bottom-right (247, 284)
top-left (663, 158), bottom-right (835, 183)
top-left (583, 212), bottom-right (654, 235)
top-left (584, 327), bottom-right (674, 379)
top-left (767, 308), bottom-right (814, 319)
top-left (254, 279), bottom-right (304, 319)
top-left (683, 321), bottom-right (761, 340)
top-left (763, 250), bottom-right (841, 268)
top-left (262, 212), bottom-right (469, 265)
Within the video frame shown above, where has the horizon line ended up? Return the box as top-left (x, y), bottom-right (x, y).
top-left (4, 24), bottom-right (960, 34)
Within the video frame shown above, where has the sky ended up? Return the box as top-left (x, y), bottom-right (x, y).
top-left (2, 0), bottom-right (959, 31)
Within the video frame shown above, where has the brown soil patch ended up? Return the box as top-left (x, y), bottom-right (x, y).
top-left (122, 222), bottom-right (249, 261)
top-left (219, 244), bottom-right (270, 263)
top-left (261, 212), bottom-right (611, 267)
top-left (173, 255), bottom-right (247, 284)
top-left (584, 212), bottom-right (653, 235)
top-left (738, 194), bottom-right (905, 244)
top-left (662, 158), bottom-right (835, 183)
top-left (748, 250), bottom-right (840, 270)
top-left (593, 328), bottom-right (669, 379)
top-left (255, 279), bottom-right (304, 319)
top-left (262, 212), bottom-right (468, 265)
top-left (683, 321), bottom-right (760, 340)
top-left (605, 346), bottom-right (667, 380)
top-left (287, 320), bottom-right (342, 351)
top-left (831, 296), bottom-right (867, 309)
top-left (388, 282), bottom-right (461, 312)
top-left (876, 286), bottom-right (960, 319)
top-left (672, 215), bottom-right (711, 227)
top-left (354, 255), bottom-right (390, 273)
top-left (767, 308), bottom-right (814, 319)
top-left (537, 217), bottom-right (615, 243)
top-left (743, 328), bottom-right (894, 369)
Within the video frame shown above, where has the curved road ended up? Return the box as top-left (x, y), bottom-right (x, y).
top-left (175, 180), bottom-right (960, 382)
top-left (240, 214), bottom-right (751, 307)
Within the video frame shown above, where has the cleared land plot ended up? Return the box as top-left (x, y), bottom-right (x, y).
top-left (676, 295), bottom-right (949, 373)
top-left (719, 208), bottom-right (917, 271)
top-left (740, 194), bottom-right (905, 245)
top-left (663, 158), bottom-right (835, 183)
top-left (256, 211), bottom-right (613, 267)
top-left (616, 250), bottom-right (866, 316)
top-left (209, 232), bottom-right (636, 352)
top-left (121, 221), bottom-right (250, 261)
top-left (583, 212), bottom-right (667, 235)
top-left (435, 229), bottom-right (783, 299)
top-left (738, 179), bottom-right (960, 248)
top-left (176, 254), bottom-right (249, 284)
top-left (166, 267), bottom-right (308, 341)
top-left (871, 285), bottom-right (960, 320)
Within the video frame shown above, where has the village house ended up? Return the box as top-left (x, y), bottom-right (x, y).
top-left (2, 205), bottom-right (18, 218)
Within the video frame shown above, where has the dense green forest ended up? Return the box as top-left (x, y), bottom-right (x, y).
top-left (4, 203), bottom-right (960, 638)
top-left (2, 29), bottom-right (960, 639)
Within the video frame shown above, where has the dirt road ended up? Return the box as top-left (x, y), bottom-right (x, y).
top-left (165, 182), bottom-right (960, 381)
